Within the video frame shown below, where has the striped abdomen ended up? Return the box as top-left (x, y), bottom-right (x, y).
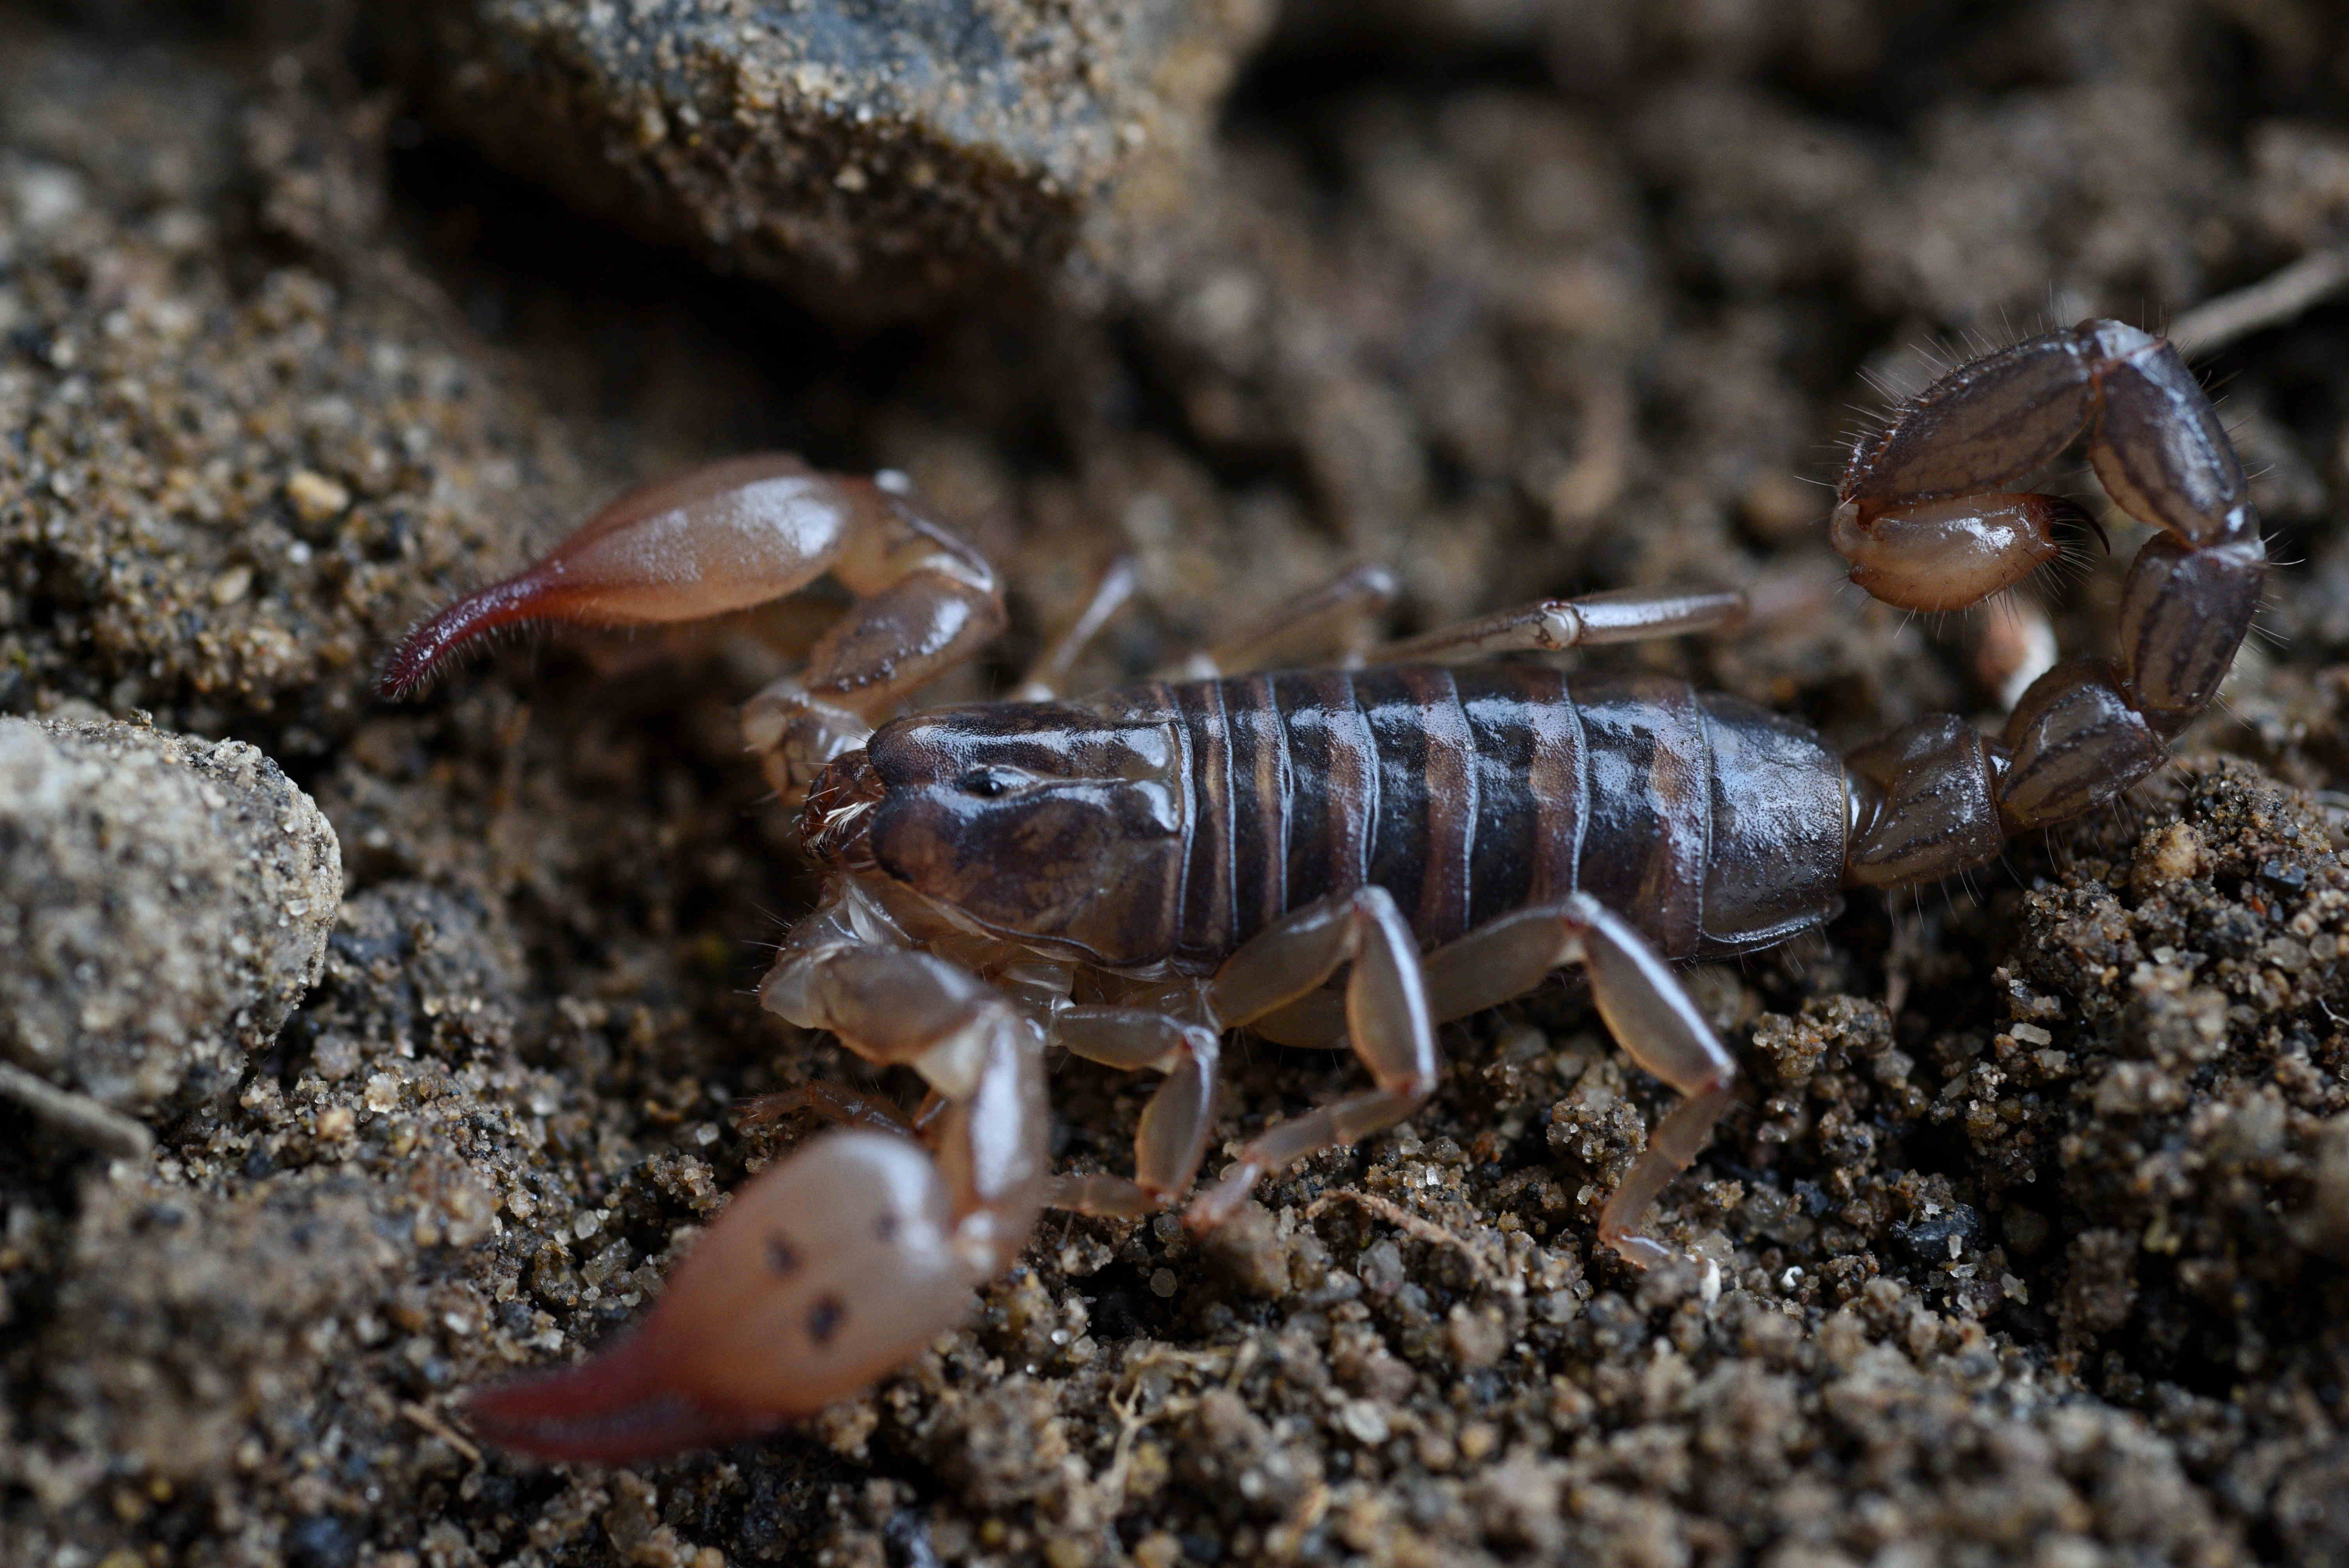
top-left (1103, 666), bottom-right (1847, 966)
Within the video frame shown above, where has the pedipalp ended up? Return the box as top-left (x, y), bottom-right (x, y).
top-left (467, 881), bottom-right (1049, 1464)
top-left (380, 456), bottom-right (1004, 800)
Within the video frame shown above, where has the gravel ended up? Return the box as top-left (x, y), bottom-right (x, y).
top-left (0, 714), bottom-right (340, 1119)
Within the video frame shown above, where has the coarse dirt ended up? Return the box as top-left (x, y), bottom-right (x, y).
top-left (4, 2), bottom-right (2349, 1566)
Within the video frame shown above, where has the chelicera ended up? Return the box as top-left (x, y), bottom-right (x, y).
top-left (380, 320), bottom-right (2262, 1462)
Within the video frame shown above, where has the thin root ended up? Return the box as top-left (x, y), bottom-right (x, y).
top-left (399, 1401), bottom-right (484, 1465)
top-left (2168, 245), bottom-right (2349, 359)
top-left (0, 1060), bottom-right (153, 1159)
top-left (1303, 1188), bottom-right (1496, 1286)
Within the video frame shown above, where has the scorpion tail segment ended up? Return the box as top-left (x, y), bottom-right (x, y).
top-left (1842, 715), bottom-right (2009, 889)
top-left (1833, 320), bottom-right (2252, 617)
top-left (379, 454), bottom-right (872, 699)
top-left (1837, 323), bottom-right (2267, 878)
top-left (465, 1332), bottom-right (783, 1464)
top-left (2079, 323), bottom-right (2255, 547)
top-left (1987, 324), bottom-right (2263, 827)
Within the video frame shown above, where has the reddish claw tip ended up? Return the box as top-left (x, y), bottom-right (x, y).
top-left (464, 1327), bottom-right (780, 1464)
top-left (379, 575), bottom-right (561, 700)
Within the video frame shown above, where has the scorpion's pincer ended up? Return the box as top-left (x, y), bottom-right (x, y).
top-left (465, 1128), bottom-right (982, 1463)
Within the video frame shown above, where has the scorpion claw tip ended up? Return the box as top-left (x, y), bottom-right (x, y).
top-left (378, 575), bottom-right (565, 702)
top-left (463, 1329), bottom-right (780, 1464)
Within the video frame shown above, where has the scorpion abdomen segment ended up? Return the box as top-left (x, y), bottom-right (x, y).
top-left (1843, 715), bottom-right (2007, 889)
top-left (2114, 534), bottom-right (2267, 732)
top-left (1686, 686), bottom-right (1852, 951)
top-left (1139, 667), bottom-right (1846, 968)
top-left (2082, 323), bottom-right (2252, 546)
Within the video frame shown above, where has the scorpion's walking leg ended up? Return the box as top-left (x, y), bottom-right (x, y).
top-left (1182, 571), bottom-right (1752, 679)
top-left (1410, 894), bottom-right (1738, 1267)
top-left (1041, 1009), bottom-right (1220, 1217)
top-left (734, 1080), bottom-right (928, 1137)
top-left (1011, 558), bottom-right (1141, 700)
top-left (1176, 563), bottom-right (1402, 677)
top-left (1369, 584), bottom-right (1750, 664)
top-left (378, 456), bottom-right (1007, 800)
top-left (1185, 886), bottom-right (1440, 1227)
top-left (1231, 892), bottom-right (1739, 1262)
top-left (466, 914), bottom-right (1047, 1463)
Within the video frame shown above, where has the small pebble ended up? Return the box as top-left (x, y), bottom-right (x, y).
top-left (284, 469), bottom-right (349, 524)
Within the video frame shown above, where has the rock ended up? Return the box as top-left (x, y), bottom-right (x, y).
top-left (29, 1171), bottom-right (401, 1487)
top-left (0, 715), bottom-right (341, 1118)
top-left (376, 0), bottom-right (1272, 315)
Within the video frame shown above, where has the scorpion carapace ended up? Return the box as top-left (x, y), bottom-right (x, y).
top-left (382, 320), bottom-right (2263, 1461)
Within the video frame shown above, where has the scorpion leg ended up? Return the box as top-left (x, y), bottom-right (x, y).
top-left (1042, 1008), bottom-right (1219, 1217)
top-left (465, 932), bottom-right (1046, 1463)
top-left (1410, 894), bottom-right (1736, 1267)
top-left (1230, 894), bottom-right (1737, 1261)
top-left (1170, 564), bottom-right (1401, 678)
top-left (1370, 584), bottom-right (1748, 664)
top-left (1011, 557), bottom-right (1141, 700)
top-left (1185, 886), bottom-right (1439, 1227)
top-left (1175, 574), bottom-right (1751, 679)
top-left (734, 1081), bottom-right (922, 1136)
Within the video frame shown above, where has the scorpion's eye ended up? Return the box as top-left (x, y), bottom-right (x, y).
top-left (957, 765), bottom-right (1029, 798)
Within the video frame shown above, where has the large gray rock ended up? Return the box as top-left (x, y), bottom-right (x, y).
top-left (378, 0), bottom-right (1272, 315)
top-left (0, 716), bottom-right (342, 1117)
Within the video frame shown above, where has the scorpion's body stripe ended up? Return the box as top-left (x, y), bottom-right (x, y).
top-left (1413, 668), bottom-right (1478, 945)
top-left (1350, 676), bottom-right (1380, 893)
top-left (1517, 676), bottom-right (1586, 909)
top-left (1461, 669), bottom-right (1565, 923)
top-left (1244, 675), bottom-right (1292, 943)
top-left (1147, 666), bottom-right (1839, 967)
top-left (1218, 675), bottom-right (1289, 946)
top-left (1269, 671), bottom-right (1374, 918)
top-left (1362, 669), bottom-right (1444, 946)
top-left (1209, 679), bottom-right (1238, 953)
top-left (1174, 678), bottom-right (1233, 957)
top-left (1573, 677), bottom-right (1708, 956)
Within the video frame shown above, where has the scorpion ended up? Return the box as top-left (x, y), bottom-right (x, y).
top-left (379, 321), bottom-right (2263, 1462)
